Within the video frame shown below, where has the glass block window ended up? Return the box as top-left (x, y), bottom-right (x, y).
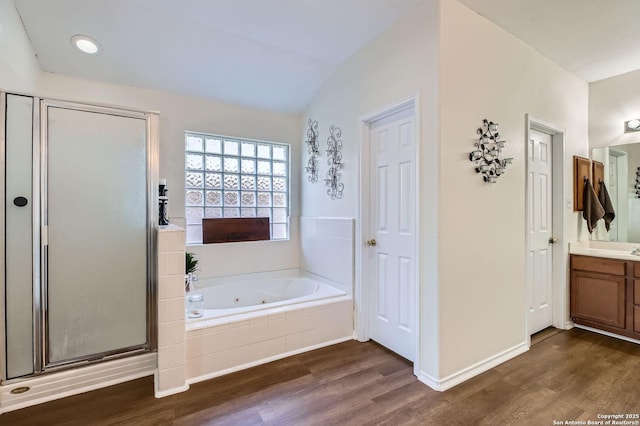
top-left (185, 132), bottom-right (289, 244)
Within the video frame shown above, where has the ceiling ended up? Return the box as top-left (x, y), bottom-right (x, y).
top-left (14, 0), bottom-right (424, 113)
top-left (13, 1), bottom-right (640, 113)
top-left (458, 0), bottom-right (640, 83)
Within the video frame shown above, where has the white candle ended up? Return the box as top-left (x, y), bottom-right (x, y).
top-left (159, 178), bottom-right (166, 185)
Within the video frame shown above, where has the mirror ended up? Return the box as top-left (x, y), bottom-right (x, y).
top-left (591, 144), bottom-right (640, 242)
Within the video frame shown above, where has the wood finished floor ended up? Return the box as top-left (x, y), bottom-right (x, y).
top-left (3, 328), bottom-right (639, 425)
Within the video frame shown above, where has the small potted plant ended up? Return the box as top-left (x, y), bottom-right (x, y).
top-left (185, 252), bottom-right (199, 292)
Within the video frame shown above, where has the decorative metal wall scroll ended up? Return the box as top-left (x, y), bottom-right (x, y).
top-left (325, 125), bottom-right (344, 199)
top-left (159, 179), bottom-right (169, 225)
top-left (305, 119), bottom-right (319, 183)
top-left (469, 119), bottom-right (512, 183)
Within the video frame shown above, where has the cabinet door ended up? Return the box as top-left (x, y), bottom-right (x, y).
top-left (570, 271), bottom-right (626, 328)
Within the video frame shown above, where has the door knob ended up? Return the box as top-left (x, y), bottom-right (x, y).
top-left (13, 196), bottom-right (28, 207)
top-left (366, 239), bottom-right (377, 247)
top-left (549, 237), bottom-right (559, 244)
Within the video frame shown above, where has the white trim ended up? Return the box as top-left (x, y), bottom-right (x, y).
top-left (186, 335), bottom-right (355, 385)
top-left (417, 342), bottom-right (528, 391)
top-left (357, 94), bottom-right (421, 371)
top-left (0, 87), bottom-right (160, 116)
top-left (574, 325), bottom-right (640, 345)
top-left (0, 353), bottom-right (156, 414)
top-left (154, 379), bottom-right (190, 398)
top-left (525, 115), bottom-right (568, 346)
top-left (0, 92), bottom-right (7, 382)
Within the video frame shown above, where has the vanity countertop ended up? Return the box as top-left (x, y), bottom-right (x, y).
top-left (569, 241), bottom-right (640, 261)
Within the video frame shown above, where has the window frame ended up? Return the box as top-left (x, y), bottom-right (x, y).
top-left (184, 131), bottom-right (290, 245)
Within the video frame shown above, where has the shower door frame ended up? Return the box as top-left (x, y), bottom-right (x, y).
top-left (1, 93), bottom-right (159, 382)
top-left (0, 92), bottom-right (41, 382)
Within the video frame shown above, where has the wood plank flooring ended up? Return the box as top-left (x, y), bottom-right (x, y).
top-left (3, 328), bottom-right (639, 425)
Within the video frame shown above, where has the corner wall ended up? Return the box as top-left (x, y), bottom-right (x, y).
top-left (437, 0), bottom-right (588, 380)
top-left (301, 0), bottom-right (441, 379)
top-left (589, 68), bottom-right (640, 149)
top-left (0, 0), bottom-right (40, 93)
top-left (303, 0), bottom-right (590, 388)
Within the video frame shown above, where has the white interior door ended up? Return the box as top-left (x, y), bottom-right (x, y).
top-left (527, 129), bottom-right (554, 335)
top-left (367, 106), bottom-right (416, 361)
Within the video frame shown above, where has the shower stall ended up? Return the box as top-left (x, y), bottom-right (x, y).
top-left (1, 92), bottom-right (157, 382)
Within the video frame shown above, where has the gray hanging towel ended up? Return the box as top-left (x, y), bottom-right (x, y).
top-left (598, 181), bottom-right (616, 231)
top-left (583, 179), bottom-right (604, 233)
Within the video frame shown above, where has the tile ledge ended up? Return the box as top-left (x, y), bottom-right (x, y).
top-left (158, 224), bottom-right (185, 232)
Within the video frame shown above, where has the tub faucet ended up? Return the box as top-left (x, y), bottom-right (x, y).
top-left (186, 272), bottom-right (198, 291)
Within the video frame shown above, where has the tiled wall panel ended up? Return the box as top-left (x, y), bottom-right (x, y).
top-left (185, 298), bottom-right (353, 382)
top-left (300, 217), bottom-right (354, 295)
top-left (156, 225), bottom-right (188, 397)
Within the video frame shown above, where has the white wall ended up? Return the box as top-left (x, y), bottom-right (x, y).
top-left (438, 1), bottom-right (588, 378)
top-left (304, 0), bottom-right (590, 386)
top-left (37, 73), bottom-right (303, 278)
top-left (0, 0), bottom-right (303, 280)
top-left (302, 0), bottom-right (441, 378)
top-left (0, 0), bottom-right (40, 93)
top-left (589, 70), bottom-right (640, 244)
top-left (589, 69), bottom-right (640, 150)
top-left (1, 0), bottom-right (595, 390)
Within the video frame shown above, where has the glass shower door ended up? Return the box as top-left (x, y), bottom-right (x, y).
top-left (44, 104), bottom-right (149, 366)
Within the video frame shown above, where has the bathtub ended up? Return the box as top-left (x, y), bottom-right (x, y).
top-left (186, 270), bottom-right (347, 321)
top-left (184, 269), bottom-right (353, 384)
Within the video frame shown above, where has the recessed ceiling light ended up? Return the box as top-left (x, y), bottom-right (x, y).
top-left (70, 35), bottom-right (101, 55)
top-left (625, 119), bottom-right (640, 132)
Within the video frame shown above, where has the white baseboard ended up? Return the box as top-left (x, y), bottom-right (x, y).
top-left (187, 335), bottom-right (354, 385)
top-left (417, 341), bottom-right (529, 392)
top-left (154, 381), bottom-right (190, 398)
top-left (574, 324), bottom-right (640, 345)
top-left (0, 353), bottom-right (157, 414)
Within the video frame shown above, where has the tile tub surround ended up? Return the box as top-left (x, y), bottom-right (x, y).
top-left (156, 225), bottom-right (189, 397)
top-left (185, 296), bottom-right (353, 384)
top-left (300, 217), bottom-right (355, 295)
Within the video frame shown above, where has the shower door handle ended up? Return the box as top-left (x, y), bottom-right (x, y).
top-left (13, 196), bottom-right (28, 207)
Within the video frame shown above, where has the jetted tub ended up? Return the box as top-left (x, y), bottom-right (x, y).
top-left (184, 269), bottom-right (353, 384)
top-left (186, 270), bottom-right (347, 321)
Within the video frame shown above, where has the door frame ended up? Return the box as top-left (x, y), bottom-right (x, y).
top-left (1, 92), bottom-right (159, 382)
top-left (356, 94), bottom-right (420, 371)
top-left (39, 99), bottom-right (157, 371)
top-left (525, 114), bottom-right (568, 345)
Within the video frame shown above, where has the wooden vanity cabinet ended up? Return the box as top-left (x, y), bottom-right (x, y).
top-left (635, 280), bottom-right (640, 333)
top-left (570, 255), bottom-right (640, 340)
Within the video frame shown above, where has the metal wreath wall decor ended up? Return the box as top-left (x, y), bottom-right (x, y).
top-left (305, 119), bottom-right (319, 183)
top-left (469, 119), bottom-right (513, 183)
top-left (325, 124), bottom-right (344, 199)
